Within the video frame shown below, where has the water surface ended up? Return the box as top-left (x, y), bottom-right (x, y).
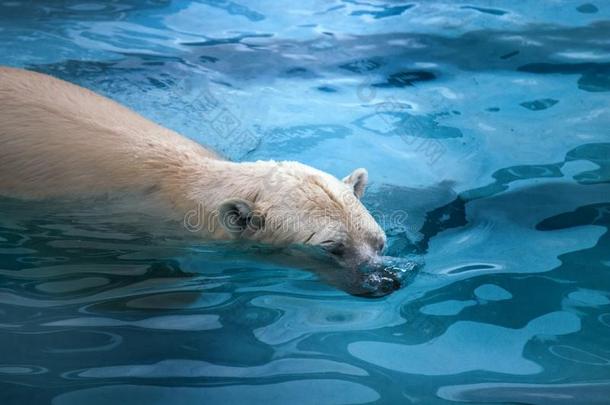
top-left (0, 1), bottom-right (609, 404)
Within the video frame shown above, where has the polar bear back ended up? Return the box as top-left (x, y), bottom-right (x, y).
top-left (0, 67), bottom-right (219, 199)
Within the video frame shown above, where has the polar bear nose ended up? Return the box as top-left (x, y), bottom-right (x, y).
top-left (355, 268), bottom-right (402, 297)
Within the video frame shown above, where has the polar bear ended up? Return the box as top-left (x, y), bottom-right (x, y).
top-left (0, 66), bottom-right (387, 270)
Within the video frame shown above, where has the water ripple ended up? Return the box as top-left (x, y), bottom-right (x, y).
top-left (52, 380), bottom-right (380, 405)
top-left (0, 1), bottom-right (609, 403)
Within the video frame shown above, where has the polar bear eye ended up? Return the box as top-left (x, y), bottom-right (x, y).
top-left (330, 243), bottom-right (346, 257)
top-left (321, 240), bottom-right (346, 257)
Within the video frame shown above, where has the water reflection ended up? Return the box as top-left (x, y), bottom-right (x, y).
top-left (52, 380), bottom-right (380, 405)
top-left (438, 381), bottom-right (610, 404)
top-left (348, 311), bottom-right (581, 375)
top-left (0, 0), bottom-right (609, 404)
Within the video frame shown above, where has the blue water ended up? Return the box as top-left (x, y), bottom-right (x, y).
top-left (1, 1), bottom-right (610, 403)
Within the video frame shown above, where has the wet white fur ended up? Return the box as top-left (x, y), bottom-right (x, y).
top-left (0, 67), bottom-right (385, 266)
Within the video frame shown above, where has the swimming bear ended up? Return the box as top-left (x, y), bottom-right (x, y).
top-left (0, 66), bottom-right (387, 270)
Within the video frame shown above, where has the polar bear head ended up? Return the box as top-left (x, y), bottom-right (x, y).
top-left (216, 161), bottom-right (386, 269)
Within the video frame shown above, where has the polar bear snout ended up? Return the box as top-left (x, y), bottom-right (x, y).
top-left (359, 269), bottom-right (402, 297)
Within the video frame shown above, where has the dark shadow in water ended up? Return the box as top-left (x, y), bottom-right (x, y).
top-left (25, 20), bottom-right (610, 100)
top-left (364, 180), bottom-right (459, 253)
top-left (535, 201), bottom-right (610, 295)
top-left (384, 143), bottom-right (610, 254)
top-left (372, 70), bottom-right (437, 88)
top-left (537, 202), bottom-right (610, 231)
top-left (519, 62), bottom-right (610, 92)
top-left (171, 20), bottom-right (610, 92)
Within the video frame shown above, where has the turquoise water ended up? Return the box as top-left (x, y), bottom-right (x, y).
top-left (1, 1), bottom-right (610, 403)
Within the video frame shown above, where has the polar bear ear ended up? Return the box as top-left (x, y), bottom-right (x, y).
top-left (218, 198), bottom-right (264, 237)
top-left (343, 168), bottom-right (368, 199)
